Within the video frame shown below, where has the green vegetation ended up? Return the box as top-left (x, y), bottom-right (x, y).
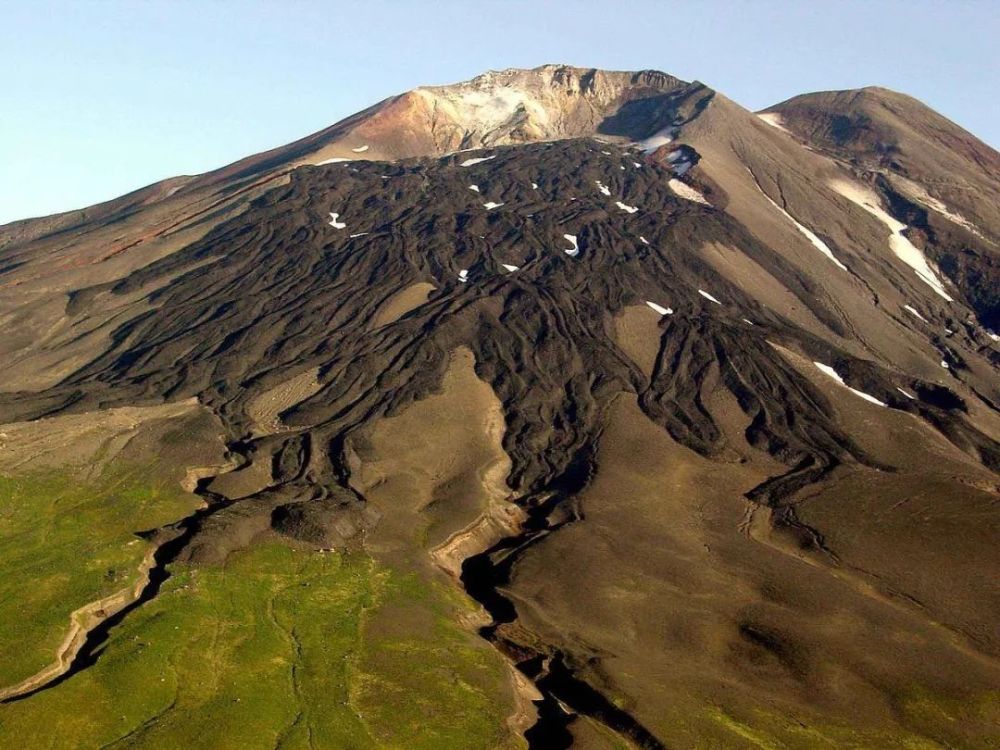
top-left (704, 698), bottom-right (1000, 750)
top-left (0, 465), bottom-right (203, 687)
top-left (351, 571), bottom-right (515, 749)
top-left (0, 544), bottom-right (519, 749)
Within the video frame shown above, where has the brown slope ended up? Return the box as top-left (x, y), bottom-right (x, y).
top-left (643, 84), bottom-right (1000, 431)
top-left (0, 65), bottom-right (689, 392)
top-left (496, 393), bottom-right (1000, 747)
top-left (2, 66), bottom-right (1000, 747)
top-left (763, 87), bottom-right (1000, 331)
top-left (0, 63), bottom-right (687, 253)
top-left (0, 135), bottom-right (997, 745)
top-left (0, 175), bottom-right (195, 254)
top-left (762, 87), bottom-right (1000, 197)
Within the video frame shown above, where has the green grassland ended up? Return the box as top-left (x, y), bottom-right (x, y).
top-left (0, 543), bottom-right (520, 749)
top-left (2, 457), bottom-right (993, 748)
top-left (701, 698), bottom-right (1000, 750)
top-left (0, 465), bottom-right (203, 687)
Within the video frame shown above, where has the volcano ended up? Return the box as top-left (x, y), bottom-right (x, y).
top-left (0, 65), bottom-right (998, 748)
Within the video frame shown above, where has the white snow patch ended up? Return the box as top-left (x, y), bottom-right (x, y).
top-left (753, 180), bottom-right (846, 270)
top-left (468, 185), bottom-right (480, 192)
top-left (638, 127), bottom-right (675, 153)
top-left (742, 318), bottom-right (754, 326)
top-left (896, 387), bottom-right (916, 400)
top-left (351, 145), bottom-right (370, 153)
top-left (460, 155), bottom-right (497, 167)
top-left (645, 301), bottom-right (673, 316)
top-left (757, 112), bottom-right (791, 133)
top-left (531, 182), bottom-right (539, 190)
top-left (458, 269), bottom-right (469, 283)
top-left (829, 179), bottom-right (952, 300)
top-left (483, 201), bottom-right (504, 210)
top-left (849, 389), bottom-right (886, 406)
top-left (615, 201), bottom-right (639, 214)
top-left (639, 236), bottom-right (649, 245)
top-left (317, 157), bottom-right (351, 165)
top-left (328, 212), bottom-right (347, 229)
top-left (668, 179), bottom-right (710, 206)
top-left (633, 162), bottom-right (642, 168)
top-left (665, 150), bottom-right (693, 176)
top-left (601, 150), bottom-right (611, 155)
top-left (941, 360), bottom-right (949, 369)
top-left (563, 234), bottom-right (579, 257)
top-left (988, 331), bottom-right (1000, 342)
top-left (903, 304), bottom-right (927, 322)
top-left (698, 289), bottom-right (722, 305)
top-left (502, 263), bottom-right (519, 272)
top-left (813, 362), bottom-right (844, 383)
top-left (349, 232), bottom-right (368, 239)
top-left (595, 181), bottom-right (611, 196)
top-left (813, 362), bottom-right (886, 406)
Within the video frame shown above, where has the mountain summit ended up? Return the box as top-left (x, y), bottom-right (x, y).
top-left (1, 66), bottom-right (999, 748)
top-left (330, 64), bottom-right (689, 158)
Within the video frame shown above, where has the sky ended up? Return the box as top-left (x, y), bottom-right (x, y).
top-left (1, 0), bottom-right (997, 225)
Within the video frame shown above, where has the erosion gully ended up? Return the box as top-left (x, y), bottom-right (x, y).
top-left (5, 434), bottom-right (666, 749)
top-left (2, 472), bottom-right (242, 704)
top-left (460, 486), bottom-right (668, 750)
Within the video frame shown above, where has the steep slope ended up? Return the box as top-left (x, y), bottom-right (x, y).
top-left (761, 87), bottom-right (1000, 223)
top-left (763, 87), bottom-right (1000, 331)
top-left (1, 67), bottom-right (999, 748)
top-left (0, 64), bottom-right (689, 393)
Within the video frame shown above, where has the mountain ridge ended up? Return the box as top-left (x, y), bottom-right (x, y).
top-left (1, 64), bottom-right (999, 748)
top-left (5, 64), bottom-right (996, 239)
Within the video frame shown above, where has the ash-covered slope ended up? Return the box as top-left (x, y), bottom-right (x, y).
top-left (0, 64), bottom-right (685, 249)
top-left (763, 87), bottom-right (1000, 330)
top-left (762, 86), bottom-right (1000, 199)
top-left (0, 65), bottom-right (695, 392)
top-left (1, 67), bottom-right (999, 748)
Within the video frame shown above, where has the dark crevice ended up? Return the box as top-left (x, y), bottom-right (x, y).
top-left (460, 452), bottom-right (668, 750)
top-left (1, 454), bottom-right (248, 704)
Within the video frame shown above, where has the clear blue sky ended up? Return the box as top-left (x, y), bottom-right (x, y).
top-left (2, 0), bottom-right (997, 225)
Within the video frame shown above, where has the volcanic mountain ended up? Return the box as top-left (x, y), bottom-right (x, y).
top-left (0, 65), bottom-right (998, 748)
